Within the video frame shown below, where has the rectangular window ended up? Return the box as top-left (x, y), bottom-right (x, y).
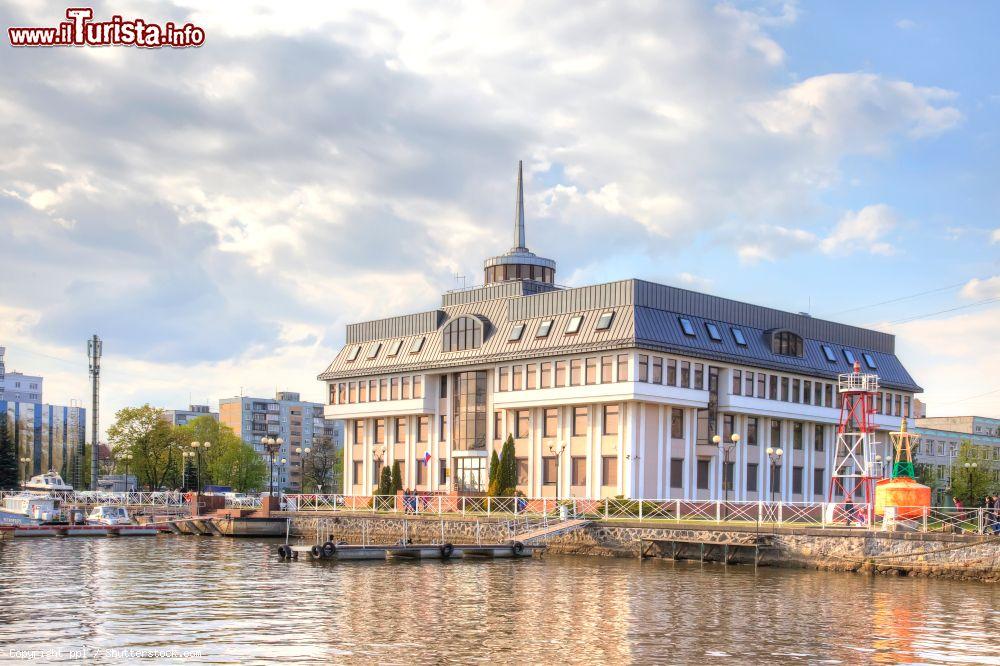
top-left (814, 425), bottom-right (824, 452)
top-left (681, 361), bottom-right (691, 388)
top-left (542, 457), bottom-right (557, 485)
top-left (566, 315), bottom-right (583, 334)
top-left (540, 362), bottom-right (553, 389)
top-left (596, 311), bottom-right (614, 330)
top-left (395, 417), bottom-right (407, 443)
top-left (843, 349), bottom-right (856, 365)
top-left (747, 417), bottom-right (758, 446)
top-left (746, 463), bottom-right (758, 492)
top-left (415, 460), bottom-right (425, 486)
top-left (825, 384), bottom-right (833, 408)
top-left (667, 359), bottom-right (677, 386)
top-left (780, 377), bottom-right (789, 401)
top-left (347, 346), bottom-right (361, 362)
top-left (359, 381), bottom-right (368, 403)
top-left (732, 328), bottom-right (747, 346)
top-left (536, 320), bottom-right (553, 338)
top-left (354, 420), bottom-right (365, 445)
top-left (526, 363), bottom-right (537, 390)
top-left (770, 420), bottom-right (781, 448)
top-left (732, 369), bottom-right (742, 395)
top-left (694, 363), bottom-right (704, 389)
top-left (516, 458), bottom-right (528, 485)
top-left (863, 352), bottom-right (877, 369)
top-left (516, 410), bottom-right (530, 438)
top-left (821, 345), bottom-right (836, 363)
top-left (603, 405), bottom-right (619, 436)
top-left (792, 466), bottom-right (803, 494)
top-left (498, 366), bottom-right (509, 392)
top-left (670, 458), bottom-right (683, 488)
top-left (493, 412), bottom-right (503, 441)
top-left (814, 469), bottom-right (825, 496)
top-left (555, 361), bottom-right (567, 386)
top-left (705, 322), bottom-right (722, 341)
top-left (679, 317), bottom-right (695, 336)
top-left (439, 458), bottom-right (447, 485)
top-left (440, 415), bottom-right (447, 441)
top-left (903, 396), bottom-right (911, 418)
top-left (602, 456), bottom-right (618, 486)
top-left (375, 419), bottom-right (385, 444)
top-left (512, 365), bottom-right (523, 391)
top-left (570, 359), bottom-right (583, 386)
top-left (367, 343), bottom-right (381, 359)
top-left (391, 378), bottom-right (400, 401)
top-left (696, 459), bottom-right (710, 490)
top-left (671, 409), bottom-right (684, 439)
top-left (791, 379), bottom-right (800, 404)
top-left (369, 379), bottom-right (377, 401)
top-left (508, 323), bottom-right (526, 342)
top-left (894, 394), bottom-right (901, 417)
top-left (585, 357), bottom-right (597, 385)
top-left (756, 373), bottom-right (765, 398)
top-left (651, 356), bottom-right (663, 384)
top-left (617, 354), bottom-right (628, 382)
top-left (601, 356), bottom-right (613, 383)
top-left (637, 354), bottom-right (648, 382)
top-left (571, 457), bottom-right (587, 486)
top-left (387, 339), bottom-right (402, 357)
top-left (413, 376), bottom-right (423, 398)
top-left (793, 422), bottom-right (803, 450)
top-left (401, 377), bottom-right (410, 400)
top-left (803, 380), bottom-right (811, 405)
top-left (353, 461), bottom-right (363, 484)
top-left (380, 378), bottom-right (388, 401)
top-left (744, 371), bottom-right (754, 397)
top-left (769, 375), bottom-right (778, 400)
top-left (572, 407), bottom-right (588, 437)
top-left (543, 408), bottom-right (558, 438)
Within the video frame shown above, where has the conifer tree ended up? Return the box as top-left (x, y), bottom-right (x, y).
top-left (499, 434), bottom-right (517, 496)
top-left (391, 460), bottom-right (403, 494)
top-left (377, 465), bottom-right (393, 496)
top-left (487, 450), bottom-right (501, 496)
top-left (0, 413), bottom-right (17, 490)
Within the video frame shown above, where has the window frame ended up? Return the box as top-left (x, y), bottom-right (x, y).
top-left (346, 346), bottom-right (361, 362)
top-left (843, 349), bottom-right (856, 365)
top-left (595, 311), bottom-right (614, 330)
top-left (565, 315), bottom-right (584, 335)
top-left (821, 344), bottom-right (836, 363)
top-left (732, 327), bottom-right (747, 346)
top-left (536, 319), bottom-right (553, 338)
top-left (705, 322), bottom-right (722, 342)
top-left (679, 317), bottom-right (696, 337)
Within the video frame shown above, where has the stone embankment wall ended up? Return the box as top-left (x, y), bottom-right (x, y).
top-left (286, 514), bottom-right (1000, 583)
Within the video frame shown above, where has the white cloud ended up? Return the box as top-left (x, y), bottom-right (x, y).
top-left (896, 19), bottom-right (917, 30)
top-left (737, 226), bottom-right (817, 265)
top-left (677, 272), bottom-right (714, 291)
top-left (960, 276), bottom-right (1000, 300)
top-left (991, 228), bottom-right (1000, 243)
top-left (820, 204), bottom-right (898, 255)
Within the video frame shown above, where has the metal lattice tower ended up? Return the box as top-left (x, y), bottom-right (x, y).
top-left (87, 334), bottom-right (102, 491)
top-left (828, 361), bottom-right (879, 511)
top-left (888, 417), bottom-right (918, 479)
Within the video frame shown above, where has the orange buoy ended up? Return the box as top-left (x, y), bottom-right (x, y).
top-left (874, 476), bottom-right (931, 519)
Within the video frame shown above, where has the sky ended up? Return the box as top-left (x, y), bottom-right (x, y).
top-left (0, 0), bottom-right (998, 441)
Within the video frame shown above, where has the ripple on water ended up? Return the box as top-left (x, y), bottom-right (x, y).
top-left (0, 538), bottom-right (998, 664)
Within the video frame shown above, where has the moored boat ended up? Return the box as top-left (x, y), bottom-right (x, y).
top-left (22, 470), bottom-right (73, 493)
top-left (0, 493), bottom-right (63, 526)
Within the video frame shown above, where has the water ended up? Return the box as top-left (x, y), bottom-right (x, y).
top-left (0, 537), bottom-right (997, 664)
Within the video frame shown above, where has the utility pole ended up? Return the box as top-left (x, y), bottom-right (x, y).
top-left (87, 334), bottom-right (102, 491)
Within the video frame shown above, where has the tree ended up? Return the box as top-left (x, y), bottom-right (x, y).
top-left (498, 435), bottom-right (517, 496)
top-left (377, 465), bottom-right (393, 496)
top-left (487, 449), bottom-right (501, 496)
top-left (950, 441), bottom-right (994, 505)
top-left (107, 406), bottom-right (180, 490)
top-left (174, 416), bottom-right (266, 492)
top-left (304, 432), bottom-right (340, 493)
top-left (391, 460), bottom-right (403, 494)
top-left (0, 413), bottom-right (18, 490)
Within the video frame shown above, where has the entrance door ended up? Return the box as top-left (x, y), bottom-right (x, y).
top-left (454, 457), bottom-right (488, 493)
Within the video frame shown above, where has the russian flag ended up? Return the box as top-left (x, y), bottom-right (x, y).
top-left (423, 451), bottom-right (432, 465)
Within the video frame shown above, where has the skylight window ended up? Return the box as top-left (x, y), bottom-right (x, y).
top-left (367, 343), bottom-right (382, 359)
top-left (705, 322), bottom-right (722, 342)
top-left (536, 320), bottom-right (553, 338)
top-left (863, 353), bottom-right (877, 369)
top-left (596, 312), bottom-right (614, 330)
top-left (509, 323), bottom-right (526, 342)
top-left (679, 318), bottom-right (695, 337)
top-left (566, 315), bottom-right (583, 334)
top-left (409, 337), bottom-right (425, 354)
top-left (821, 345), bottom-right (836, 363)
top-left (732, 328), bottom-right (747, 346)
top-left (843, 349), bottom-right (856, 365)
top-left (387, 339), bottom-right (402, 356)
top-left (346, 346), bottom-right (361, 362)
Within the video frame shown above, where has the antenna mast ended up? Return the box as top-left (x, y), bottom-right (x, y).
top-left (87, 334), bottom-right (102, 490)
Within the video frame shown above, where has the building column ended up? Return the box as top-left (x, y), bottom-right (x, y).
top-left (683, 408), bottom-right (695, 501)
top-left (656, 405), bottom-right (665, 499)
top-left (615, 404), bottom-right (624, 497)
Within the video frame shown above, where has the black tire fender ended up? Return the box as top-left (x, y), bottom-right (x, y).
top-left (512, 541), bottom-right (525, 556)
top-left (277, 545), bottom-right (289, 559)
top-left (440, 543), bottom-right (455, 559)
top-left (322, 541), bottom-right (336, 557)
top-left (310, 545), bottom-right (323, 559)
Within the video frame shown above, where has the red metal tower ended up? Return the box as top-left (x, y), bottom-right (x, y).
top-left (828, 361), bottom-right (880, 523)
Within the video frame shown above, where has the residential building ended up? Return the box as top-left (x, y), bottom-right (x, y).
top-left (319, 165), bottom-right (922, 501)
top-left (913, 415), bottom-right (1000, 503)
top-left (0, 347), bottom-right (43, 404)
top-left (220, 392), bottom-right (342, 492)
top-left (163, 404), bottom-right (219, 427)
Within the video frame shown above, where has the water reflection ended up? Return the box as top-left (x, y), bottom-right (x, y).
top-left (0, 538), bottom-right (997, 664)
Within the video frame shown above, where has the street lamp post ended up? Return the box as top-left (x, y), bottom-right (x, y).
top-left (766, 447), bottom-right (784, 504)
top-left (548, 442), bottom-right (567, 499)
top-left (963, 461), bottom-right (977, 503)
top-left (295, 446), bottom-right (311, 492)
top-left (714, 432), bottom-right (741, 518)
top-left (18, 457), bottom-right (32, 484)
top-left (122, 452), bottom-right (134, 492)
top-left (181, 450), bottom-right (194, 491)
top-left (190, 441), bottom-right (212, 493)
top-left (261, 436), bottom-right (284, 496)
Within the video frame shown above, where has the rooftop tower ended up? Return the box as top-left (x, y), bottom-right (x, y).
top-left (483, 161), bottom-right (557, 286)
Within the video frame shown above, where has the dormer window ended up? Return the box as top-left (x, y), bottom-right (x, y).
top-left (596, 312), bottom-right (614, 330)
top-left (705, 322), bottom-right (722, 342)
top-left (409, 337), bottom-right (425, 354)
top-left (367, 343), bottom-right (382, 359)
top-left (679, 318), bottom-right (695, 337)
top-left (732, 328), bottom-right (747, 346)
top-left (346, 346), bottom-right (361, 362)
top-left (821, 345), bottom-right (836, 363)
top-left (863, 353), bottom-right (877, 369)
top-left (387, 340), bottom-right (402, 357)
top-left (508, 324), bottom-right (526, 342)
top-left (843, 349), bottom-right (856, 365)
top-left (566, 315), bottom-right (583, 334)
top-left (442, 316), bottom-right (483, 352)
top-left (770, 330), bottom-right (803, 357)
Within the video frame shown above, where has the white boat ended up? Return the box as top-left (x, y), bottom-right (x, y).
top-left (0, 493), bottom-right (64, 525)
top-left (87, 505), bottom-right (134, 526)
top-left (22, 470), bottom-right (74, 492)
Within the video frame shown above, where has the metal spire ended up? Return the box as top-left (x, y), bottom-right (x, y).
top-left (513, 160), bottom-right (526, 251)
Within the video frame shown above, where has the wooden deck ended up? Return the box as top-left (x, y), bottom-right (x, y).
top-left (639, 535), bottom-right (778, 566)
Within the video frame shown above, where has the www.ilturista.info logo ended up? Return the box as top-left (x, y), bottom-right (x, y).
top-left (8, 8), bottom-right (205, 48)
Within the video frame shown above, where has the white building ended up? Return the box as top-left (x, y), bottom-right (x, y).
top-left (0, 347), bottom-right (43, 404)
top-left (319, 165), bottom-right (922, 500)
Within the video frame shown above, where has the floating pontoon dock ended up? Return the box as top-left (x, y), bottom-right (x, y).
top-left (277, 541), bottom-right (539, 562)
